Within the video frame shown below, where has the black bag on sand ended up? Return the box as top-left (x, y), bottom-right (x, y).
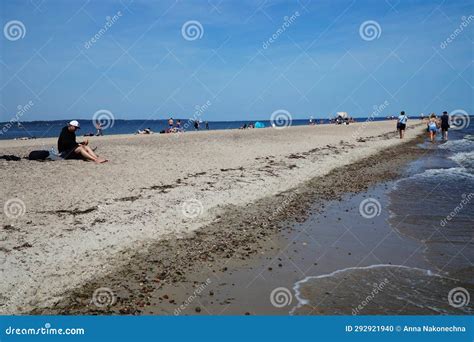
top-left (28, 150), bottom-right (49, 160)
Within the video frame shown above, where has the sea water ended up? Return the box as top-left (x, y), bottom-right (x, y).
top-left (292, 124), bottom-right (474, 315)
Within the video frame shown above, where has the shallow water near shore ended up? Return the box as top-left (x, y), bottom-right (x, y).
top-left (292, 127), bottom-right (474, 315)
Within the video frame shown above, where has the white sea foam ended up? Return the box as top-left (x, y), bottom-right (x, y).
top-left (449, 151), bottom-right (474, 169)
top-left (439, 138), bottom-right (474, 152)
top-left (290, 264), bottom-right (440, 315)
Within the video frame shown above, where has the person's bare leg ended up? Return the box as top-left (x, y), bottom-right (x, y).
top-left (82, 144), bottom-right (107, 163)
top-left (83, 145), bottom-right (99, 159)
top-left (74, 146), bottom-right (97, 162)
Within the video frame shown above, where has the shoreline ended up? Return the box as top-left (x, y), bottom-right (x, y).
top-left (29, 126), bottom-right (431, 315)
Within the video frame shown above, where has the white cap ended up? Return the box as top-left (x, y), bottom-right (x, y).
top-left (69, 120), bottom-right (80, 128)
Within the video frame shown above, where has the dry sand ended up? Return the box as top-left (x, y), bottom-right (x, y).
top-left (0, 121), bottom-right (424, 314)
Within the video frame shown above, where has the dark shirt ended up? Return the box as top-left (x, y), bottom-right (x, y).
top-left (58, 126), bottom-right (78, 153)
top-left (441, 114), bottom-right (450, 127)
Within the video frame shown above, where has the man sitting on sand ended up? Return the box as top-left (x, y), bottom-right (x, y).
top-left (58, 120), bottom-right (107, 163)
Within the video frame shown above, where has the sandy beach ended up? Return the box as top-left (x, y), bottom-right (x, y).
top-left (0, 121), bottom-right (426, 314)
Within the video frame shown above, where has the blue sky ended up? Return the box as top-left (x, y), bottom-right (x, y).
top-left (0, 0), bottom-right (472, 121)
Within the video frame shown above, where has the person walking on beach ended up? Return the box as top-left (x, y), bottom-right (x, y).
top-left (58, 120), bottom-right (107, 163)
top-left (397, 111), bottom-right (408, 139)
top-left (427, 113), bottom-right (438, 143)
top-left (440, 111), bottom-right (450, 141)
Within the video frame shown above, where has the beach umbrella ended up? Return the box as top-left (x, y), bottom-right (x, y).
top-left (254, 121), bottom-right (265, 128)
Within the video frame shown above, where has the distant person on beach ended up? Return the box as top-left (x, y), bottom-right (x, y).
top-left (427, 113), bottom-right (438, 143)
top-left (194, 120), bottom-right (199, 130)
top-left (95, 121), bottom-right (103, 136)
top-left (205, 121), bottom-right (209, 130)
top-left (397, 111), bottom-right (408, 139)
top-left (168, 117), bottom-right (174, 129)
top-left (137, 128), bottom-right (153, 134)
top-left (58, 120), bottom-right (107, 163)
top-left (440, 111), bottom-right (450, 141)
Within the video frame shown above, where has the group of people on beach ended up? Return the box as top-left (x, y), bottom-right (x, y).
top-left (396, 110), bottom-right (451, 142)
top-left (56, 110), bottom-right (452, 163)
top-left (165, 117), bottom-right (209, 133)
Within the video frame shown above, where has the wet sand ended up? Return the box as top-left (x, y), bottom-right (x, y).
top-left (26, 128), bottom-right (449, 315)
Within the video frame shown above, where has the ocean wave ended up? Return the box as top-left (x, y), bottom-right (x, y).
top-left (449, 151), bottom-right (474, 169)
top-left (417, 167), bottom-right (473, 178)
top-left (464, 134), bottom-right (474, 141)
top-left (439, 138), bottom-right (474, 152)
top-left (291, 264), bottom-right (439, 315)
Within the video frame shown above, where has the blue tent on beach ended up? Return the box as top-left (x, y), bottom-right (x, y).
top-left (254, 121), bottom-right (265, 128)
